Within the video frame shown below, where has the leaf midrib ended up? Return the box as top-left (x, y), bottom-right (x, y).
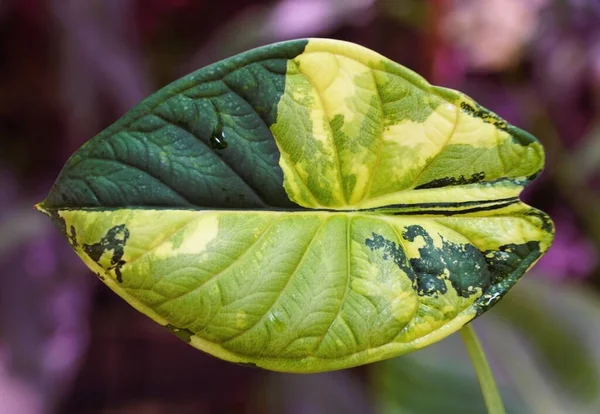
top-left (40, 195), bottom-right (519, 217)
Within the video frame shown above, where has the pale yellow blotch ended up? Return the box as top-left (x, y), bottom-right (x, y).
top-left (303, 39), bottom-right (386, 69)
top-left (236, 311), bottom-right (248, 329)
top-left (436, 212), bottom-right (552, 252)
top-left (403, 234), bottom-right (426, 258)
top-left (273, 64), bottom-right (346, 207)
top-left (57, 210), bottom-right (120, 277)
top-left (283, 48), bottom-right (384, 206)
top-left (153, 214), bottom-right (219, 259)
top-left (383, 99), bottom-right (455, 150)
top-left (285, 72), bottom-right (331, 149)
top-left (278, 160), bottom-right (313, 206)
top-left (347, 164), bottom-right (371, 205)
top-left (355, 183), bottom-right (522, 210)
top-left (294, 52), bottom-right (369, 124)
top-left (292, 52), bottom-right (338, 100)
top-left (58, 219), bottom-right (115, 281)
top-left (352, 278), bottom-right (419, 323)
top-left (400, 279), bottom-right (482, 343)
top-left (404, 316), bottom-right (444, 341)
top-left (447, 99), bottom-right (508, 149)
top-left (426, 228), bottom-right (446, 250)
top-left (383, 109), bottom-right (451, 150)
top-left (356, 103), bottom-right (457, 205)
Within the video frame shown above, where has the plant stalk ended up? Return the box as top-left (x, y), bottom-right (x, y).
top-left (460, 323), bottom-right (506, 414)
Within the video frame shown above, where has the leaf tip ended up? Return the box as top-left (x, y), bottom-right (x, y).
top-left (34, 202), bottom-right (50, 217)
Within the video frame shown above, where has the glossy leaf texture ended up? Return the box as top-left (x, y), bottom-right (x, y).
top-left (37, 39), bottom-right (554, 372)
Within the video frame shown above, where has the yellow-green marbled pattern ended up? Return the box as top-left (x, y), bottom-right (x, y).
top-left (272, 39), bottom-right (543, 209)
top-left (36, 202), bottom-right (551, 372)
top-left (37, 39), bottom-right (553, 373)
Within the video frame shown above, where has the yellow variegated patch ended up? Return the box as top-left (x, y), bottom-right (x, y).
top-left (37, 39), bottom-right (553, 372)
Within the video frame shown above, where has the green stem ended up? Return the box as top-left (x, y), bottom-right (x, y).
top-left (460, 323), bottom-right (506, 414)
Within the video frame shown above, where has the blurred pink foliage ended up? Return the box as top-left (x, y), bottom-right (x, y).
top-left (269, 0), bottom-right (375, 38)
top-left (0, 173), bottom-right (92, 413)
top-left (442, 0), bottom-right (549, 71)
top-left (535, 209), bottom-right (598, 280)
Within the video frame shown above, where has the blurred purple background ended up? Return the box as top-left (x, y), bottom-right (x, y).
top-left (1, 1), bottom-right (599, 413)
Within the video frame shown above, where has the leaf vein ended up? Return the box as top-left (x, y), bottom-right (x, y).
top-left (155, 217), bottom-right (281, 310)
top-left (313, 216), bottom-right (352, 354)
top-left (361, 68), bottom-right (385, 202)
top-left (223, 218), bottom-right (328, 346)
top-left (294, 61), bottom-right (347, 205)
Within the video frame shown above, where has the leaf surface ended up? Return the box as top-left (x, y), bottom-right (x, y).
top-left (37, 39), bottom-right (553, 372)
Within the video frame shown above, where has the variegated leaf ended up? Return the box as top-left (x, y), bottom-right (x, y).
top-left (37, 39), bottom-right (553, 372)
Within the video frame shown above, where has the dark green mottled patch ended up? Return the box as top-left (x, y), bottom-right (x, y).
top-left (366, 230), bottom-right (491, 298)
top-left (403, 225), bottom-right (490, 298)
top-left (460, 102), bottom-right (508, 132)
top-left (365, 233), bottom-right (415, 281)
top-left (68, 225), bottom-right (78, 248)
top-left (375, 60), bottom-right (446, 124)
top-left (390, 198), bottom-right (519, 216)
top-left (483, 242), bottom-right (539, 284)
top-left (508, 125), bottom-right (538, 147)
top-left (171, 228), bottom-right (185, 250)
top-left (524, 209), bottom-right (555, 234)
top-left (414, 172), bottom-right (485, 190)
top-left (366, 224), bottom-right (544, 314)
top-left (44, 208), bottom-right (68, 240)
top-left (474, 241), bottom-right (541, 315)
top-left (83, 225), bottom-right (130, 283)
top-left (330, 114), bottom-right (355, 199)
top-left (366, 232), bottom-right (472, 297)
top-left (460, 102), bottom-right (537, 147)
top-left (166, 324), bottom-right (194, 343)
top-left (270, 59), bottom-right (337, 206)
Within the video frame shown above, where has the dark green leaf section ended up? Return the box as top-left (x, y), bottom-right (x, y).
top-left (414, 172), bottom-right (486, 190)
top-left (43, 40), bottom-right (309, 209)
top-left (82, 224), bottom-right (130, 283)
top-left (366, 227), bottom-right (543, 308)
top-left (365, 232), bottom-right (414, 278)
top-left (474, 241), bottom-right (541, 315)
top-left (403, 225), bottom-right (490, 298)
top-left (365, 227), bottom-right (490, 299)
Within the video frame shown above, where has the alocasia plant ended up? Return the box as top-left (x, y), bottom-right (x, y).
top-left (36, 39), bottom-right (553, 378)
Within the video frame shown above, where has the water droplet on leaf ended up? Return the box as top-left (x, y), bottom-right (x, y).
top-left (210, 131), bottom-right (228, 149)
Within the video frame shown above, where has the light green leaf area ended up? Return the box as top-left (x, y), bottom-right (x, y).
top-left (37, 39), bottom-right (553, 372)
